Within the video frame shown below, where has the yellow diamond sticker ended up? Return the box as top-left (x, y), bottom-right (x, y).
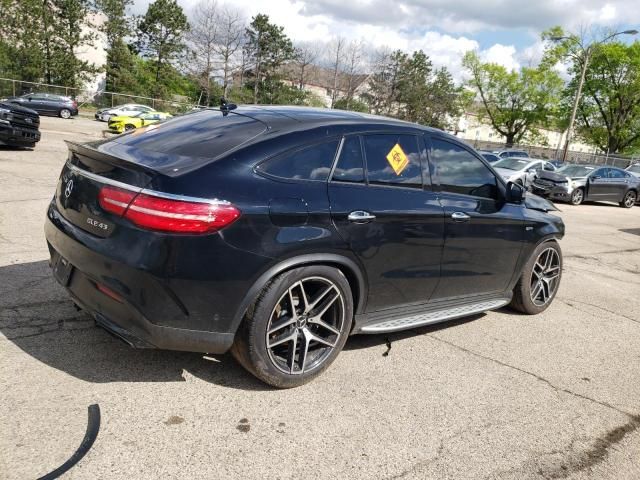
top-left (386, 143), bottom-right (409, 176)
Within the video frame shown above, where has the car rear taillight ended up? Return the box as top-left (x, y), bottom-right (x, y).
top-left (98, 185), bottom-right (240, 234)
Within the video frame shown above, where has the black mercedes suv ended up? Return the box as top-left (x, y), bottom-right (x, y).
top-left (45, 106), bottom-right (564, 387)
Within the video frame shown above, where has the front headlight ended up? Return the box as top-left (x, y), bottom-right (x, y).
top-left (0, 107), bottom-right (13, 121)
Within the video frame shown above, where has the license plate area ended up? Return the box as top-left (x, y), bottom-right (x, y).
top-left (53, 254), bottom-right (74, 286)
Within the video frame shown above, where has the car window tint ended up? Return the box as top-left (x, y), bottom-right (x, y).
top-left (111, 110), bottom-right (268, 159)
top-left (257, 140), bottom-right (340, 181)
top-left (431, 138), bottom-right (498, 199)
top-left (608, 168), bottom-right (624, 179)
top-left (593, 168), bottom-right (608, 178)
top-left (332, 136), bottom-right (364, 183)
top-left (362, 134), bottom-right (423, 188)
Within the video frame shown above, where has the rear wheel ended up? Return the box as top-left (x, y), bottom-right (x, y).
top-left (59, 108), bottom-right (71, 119)
top-left (620, 190), bottom-right (636, 208)
top-left (509, 240), bottom-right (562, 315)
top-left (570, 187), bottom-right (584, 205)
top-left (231, 265), bottom-right (353, 388)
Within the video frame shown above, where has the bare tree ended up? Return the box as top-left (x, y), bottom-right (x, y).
top-left (214, 5), bottom-right (245, 98)
top-left (187, 0), bottom-right (219, 106)
top-left (329, 36), bottom-right (346, 108)
top-left (343, 39), bottom-right (364, 108)
top-left (294, 42), bottom-right (319, 89)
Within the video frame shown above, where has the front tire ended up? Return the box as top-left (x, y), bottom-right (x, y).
top-left (124, 124), bottom-right (136, 131)
top-left (620, 190), bottom-right (636, 208)
top-left (509, 240), bottom-right (562, 315)
top-left (570, 187), bottom-right (584, 205)
top-left (231, 266), bottom-right (353, 388)
top-left (59, 108), bottom-right (71, 119)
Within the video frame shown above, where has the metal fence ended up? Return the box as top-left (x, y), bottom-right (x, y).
top-left (467, 139), bottom-right (636, 169)
top-left (0, 77), bottom-right (198, 113)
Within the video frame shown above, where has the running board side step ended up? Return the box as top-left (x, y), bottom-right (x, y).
top-left (357, 297), bottom-right (510, 334)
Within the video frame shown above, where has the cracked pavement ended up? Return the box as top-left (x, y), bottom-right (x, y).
top-left (1, 117), bottom-right (640, 479)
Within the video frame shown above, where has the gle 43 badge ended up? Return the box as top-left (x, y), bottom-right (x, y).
top-left (386, 143), bottom-right (409, 175)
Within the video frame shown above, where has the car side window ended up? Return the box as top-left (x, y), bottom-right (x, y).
top-left (362, 134), bottom-right (423, 188)
top-left (332, 136), bottom-right (365, 184)
top-left (592, 168), bottom-right (608, 178)
top-left (608, 168), bottom-right (625, 179)
top-left (430, 138), bottom-right (498, 200)
top-left (257, 140), bottom-right (340, 182)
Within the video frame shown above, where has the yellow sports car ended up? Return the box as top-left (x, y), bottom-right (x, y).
top-left (108, 111), bottom-right (172, 133)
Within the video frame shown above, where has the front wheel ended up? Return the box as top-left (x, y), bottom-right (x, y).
top-left (620, 190), bottom-right (636, 208)
top-left (570, 188), bottom-right (584, 205)
top-left (231, 266), bottom-right (353, 388)
top-left (124, 124), bottom-right (136, 131)
top-left (59, 108), bottom-right (71, 119)
top-left (509, 240), bottom-right (562, 315)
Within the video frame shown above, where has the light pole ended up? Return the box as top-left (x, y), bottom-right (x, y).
top-left (552, 30), bottom-right (638, 162)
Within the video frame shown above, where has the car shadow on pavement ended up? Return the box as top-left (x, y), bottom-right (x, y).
top-left (0, 260), bottom-right (271, 391)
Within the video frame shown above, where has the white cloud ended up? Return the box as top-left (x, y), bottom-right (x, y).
top-left (479, 44), bottom-right (520, 71)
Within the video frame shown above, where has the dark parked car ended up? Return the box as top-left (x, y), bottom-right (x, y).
top-left (6, 93), bottom-right (78, 119)
top-left (45, 106), bottom-right (565, 387)
top-left (0, 101), bottom-right (40, 147)
top-left (478, 150), bottom-right (500, 163)
top-left (532, 164), bottom-right (639, 207)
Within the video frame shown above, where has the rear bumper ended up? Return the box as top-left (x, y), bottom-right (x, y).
top-left (0, 122), bottom-right (40, 147)
top-left (44, 205), bottom-right (242, 354)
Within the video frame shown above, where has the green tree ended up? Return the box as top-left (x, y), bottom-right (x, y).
top-left (463, 51), bottom-right (563, 146)
top-left (363, 49), bottom-right (466, 130)
top-left (244, 14), bottom-right (295, 104)
top-left (333, 97), bottom-right (368, 113)
top-left (0, 0), bottom-right (95, 87)
top-left (95, 0), bottom-right (137, 93)
top-left (576, 42), bottom-right (640, 154)
top-left (137, 0), bottom-right (189, 98)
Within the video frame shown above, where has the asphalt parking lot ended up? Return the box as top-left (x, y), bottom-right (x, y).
top-left (1, 116), bottom-right (639, 480)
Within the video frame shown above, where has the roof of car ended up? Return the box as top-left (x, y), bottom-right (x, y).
top-left (223, 105), bottom-right (442, 133)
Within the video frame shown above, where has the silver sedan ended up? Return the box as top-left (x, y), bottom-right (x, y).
top-left (492, 157), bottom-right (557, 187)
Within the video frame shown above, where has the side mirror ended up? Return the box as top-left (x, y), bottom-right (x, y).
top-left (507, 182), bottom-right (525, 204)
top-left (590, 175), bottom-right (601, 181)
top-left (527, 169), bottom-right (537, 175)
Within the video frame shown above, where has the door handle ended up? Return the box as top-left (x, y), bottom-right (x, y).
top-left (348, 210), bottom-right (376, 223)
top-left (451, 212), bottom-right (470, 222)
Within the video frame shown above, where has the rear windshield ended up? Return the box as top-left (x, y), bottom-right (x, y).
top-left (110, 110), bottom-right (266, 158)
top-left (628, 165), bottom-right (640, 174)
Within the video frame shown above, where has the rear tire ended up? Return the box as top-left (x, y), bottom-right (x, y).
top-left (231, 265), bottom-right (353, 388)
top-left (570, 188), bottom-right (584, 205)
top-left (509, 240), bottom-right (562, 315)
top-left (59, 108), bottom-right (71, 119)
top-left (620, 190), bottom-right (636, 208)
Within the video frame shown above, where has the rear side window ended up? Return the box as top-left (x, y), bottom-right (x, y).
top-left (257, 140), bottom-right (340, 181)
top-left (110, 110), bottom-right (267, 158)
top-left (608, 168), bottom-right (625, 179)
top-left (362, 134), bottom-right (423, 188)
top-left (332, 136), bottom-right (364, 183)
top-left (430, 138), bottom-right (498, 199)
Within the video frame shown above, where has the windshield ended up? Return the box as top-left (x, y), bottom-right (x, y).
top-left (556, 165), bottom-right (595, 177)
top-left (493, 158), bottom-right (531, 171)
top-left (628, 165), bottom-right (640, 174)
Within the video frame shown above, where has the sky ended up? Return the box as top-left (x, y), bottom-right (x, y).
top-left (131, 0), bottom-right (640, 80)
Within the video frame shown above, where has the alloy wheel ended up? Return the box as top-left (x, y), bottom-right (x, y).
top-left (530, 247), bottom-right (561, 306)
top-left (571, 189), bottom-right (583, 205)
top-left (266, 277), bottom-right (345, 375)
top-left (624, 192), bottom-right (636, 207)
top-left (60, 109), bottom-right (71, 119)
